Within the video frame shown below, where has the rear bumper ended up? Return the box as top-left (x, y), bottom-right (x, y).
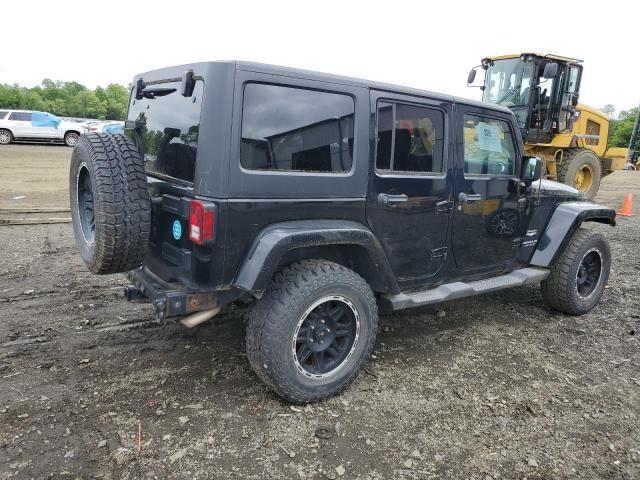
top-left (126, 267), bottom-right (233, 321)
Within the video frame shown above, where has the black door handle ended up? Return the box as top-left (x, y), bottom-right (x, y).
top-left (378, 193), bottom-right (408, 205)
top-left (458, 192), bottom-right (482, 203)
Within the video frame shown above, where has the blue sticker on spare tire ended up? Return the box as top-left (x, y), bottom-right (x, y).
top-left (172, 220), bottom-right (182, 240)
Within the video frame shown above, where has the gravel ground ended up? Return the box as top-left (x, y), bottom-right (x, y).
top-left (0, 149), bottom-right (639, 479)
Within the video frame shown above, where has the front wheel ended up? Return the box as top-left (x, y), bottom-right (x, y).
top-left (557, 148), bottom-right (601, 199)
top-left (246, 260), bottom-right (379, 403)
top-left (541, 228), bottom-right (611, 315)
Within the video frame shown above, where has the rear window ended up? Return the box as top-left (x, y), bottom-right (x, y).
top-left (241, 83), bottom-right (355, 173)
top-left (126, 80), bottom-right (204, 184)
top-left (0, 111), bottom-right (8, 119)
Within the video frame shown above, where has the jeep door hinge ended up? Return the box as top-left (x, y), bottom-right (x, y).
top-left (431, 247), bottom-right (448, 260)
top-left (435, 199), bottom-right (452, 214)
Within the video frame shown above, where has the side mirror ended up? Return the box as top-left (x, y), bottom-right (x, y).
top-left (467, 68), bottom-right (477, 85)
top-left (542, 62), bottom-right (558, 79)
top-left (522, 156), bottom-right (543, 182)
top-left (571, 94), bottom-right (579, 107)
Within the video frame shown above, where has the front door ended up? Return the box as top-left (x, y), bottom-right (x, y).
top-left (366, 91), bottom-right (452, 289)
top-left (451, 107), bottom-right (526, 271)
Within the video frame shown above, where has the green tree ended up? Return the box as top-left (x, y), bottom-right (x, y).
top-left (0, 79), bottom-right (129, 120)
top-left (609, 107), bottom-right (639, 148)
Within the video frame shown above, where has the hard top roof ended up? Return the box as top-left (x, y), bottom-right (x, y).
top-left (134, 61), bottom-right (512, 115)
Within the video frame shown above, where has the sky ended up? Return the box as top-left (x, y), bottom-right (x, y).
top-left (3, 0), bottom-right (638, 116)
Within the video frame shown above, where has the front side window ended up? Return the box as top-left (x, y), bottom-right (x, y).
top-left (376, 102), bottom-right (445, 173)
top-left (9, 112), bottom-right (32, 121)
top-left (241, 83), bottom-right (355, 173)
top-left (463, 114), bottom-right (516, 176)
top-left (126, 80), bottom-right (204, 183)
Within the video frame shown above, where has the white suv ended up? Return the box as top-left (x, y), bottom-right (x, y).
top-left (0, 110), bottom-right (86, 146)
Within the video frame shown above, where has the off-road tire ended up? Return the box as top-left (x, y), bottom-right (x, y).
top-left (541, 228), bottom-right (611, 315)
top-left (557, 148), bottom-right (601, 199)
top-left (69, 133), bottom-right (151, 274)
top-left (0, 129), bottom-right (13, 145)
top-left (246, 260), bottom-right (379, 403)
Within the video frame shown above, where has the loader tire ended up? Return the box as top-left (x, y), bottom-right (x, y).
top-left (69, 133), bottom-right (151, 274)
top-left (557, 148), bottom-right (601, 199)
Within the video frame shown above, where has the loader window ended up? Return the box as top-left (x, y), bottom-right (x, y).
top-left (482, 58), bottom-right (534, 128)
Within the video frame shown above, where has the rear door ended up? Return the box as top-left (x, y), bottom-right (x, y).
top-left (366, 91), bottom-right (452, 289)
top-left (451, 106), bottom-right (526, 272)
top-left (8, 111), bottom-right (33, 137)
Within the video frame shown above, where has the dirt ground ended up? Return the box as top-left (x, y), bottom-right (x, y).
top-left (1, 146), bottom-right (639, 479)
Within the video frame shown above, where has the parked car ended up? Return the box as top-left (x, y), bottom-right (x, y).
top-left (69, 62), bottom-right (615, 403)
top-left (84, 120), bottom-right (125, 134)
top-left (0, 110), bottom-right (86, 146)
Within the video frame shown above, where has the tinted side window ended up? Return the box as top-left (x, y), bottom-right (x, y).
top-left (0, 111), bottom-right (8, 119)
top-left (463, 114), bottom-right (516, 176)
top-left (9, 112), bottom-right (33, 121)
top-left (241, 83), bottom-right (355, 173)
top-left (376, 102), bottom-right (445, 173)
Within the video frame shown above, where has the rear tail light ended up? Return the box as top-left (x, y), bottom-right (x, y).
top-left (189, 200), bottom-right (215, 245)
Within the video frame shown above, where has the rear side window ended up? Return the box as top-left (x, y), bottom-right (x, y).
top-left (9, 112), bottom-right (32, 121)
top-left (241, 83), bottom-right (355, 173)
top-left (0, 111), bottom-right (8, 119)
top-left (463, 114), bottom-right (516, 175)
top-left (376, 102), bottom-right (445, 174)
top-left (126, 80), bottom-right (204, 184)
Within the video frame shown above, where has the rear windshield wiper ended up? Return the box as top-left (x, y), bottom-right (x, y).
top-left (141, 87), bottom-right (176, 99)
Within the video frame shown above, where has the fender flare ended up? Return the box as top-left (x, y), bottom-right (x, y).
top-left (232, 220), bottom-right (399, 295)
top-left (529, 202), bottom-right (615, 267)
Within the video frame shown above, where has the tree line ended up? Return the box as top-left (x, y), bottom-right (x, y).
top-left (0, 79), bottom-right (637, 151)
top-left (0, 80), bottom-right (130, 120)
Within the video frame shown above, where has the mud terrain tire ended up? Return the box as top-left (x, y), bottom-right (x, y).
top-left (246, 260), bottom-right (379, 403)
top-left (541, 228), bottom-right (611, 315)
top-left (69, 133), bottom-right (150, 274)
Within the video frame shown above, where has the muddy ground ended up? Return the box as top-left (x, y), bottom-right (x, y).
top-left (0, 146), bottom-right (639, 479)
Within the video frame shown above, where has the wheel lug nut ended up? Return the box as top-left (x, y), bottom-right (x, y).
top-left (309, 339), bottom-right (314, 343)
top-left (320, 319), bottom-right (325, 324)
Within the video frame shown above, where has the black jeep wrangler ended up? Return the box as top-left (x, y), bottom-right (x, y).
top-left (69, 62), bottom-right (615, 403)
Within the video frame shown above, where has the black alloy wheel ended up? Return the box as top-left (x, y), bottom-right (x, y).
top-left (293, 295), bottom-right (359, 378)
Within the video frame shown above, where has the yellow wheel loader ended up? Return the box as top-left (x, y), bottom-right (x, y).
top-left (468, 53), bottom-right (628, 198)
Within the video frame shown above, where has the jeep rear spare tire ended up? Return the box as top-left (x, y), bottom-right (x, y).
top-left (69, 133), bottom-right (151, 274)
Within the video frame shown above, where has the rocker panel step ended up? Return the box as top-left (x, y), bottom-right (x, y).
top-left (382, 267), bottom-right (550, 311)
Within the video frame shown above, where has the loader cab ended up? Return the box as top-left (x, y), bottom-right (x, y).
top-left (471, 54), bottom-right (583, 145)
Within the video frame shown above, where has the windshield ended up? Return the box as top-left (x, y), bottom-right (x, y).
top-left (482, 58), bottom-right (534, 127)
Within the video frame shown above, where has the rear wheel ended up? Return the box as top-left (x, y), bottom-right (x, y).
top-left (0, 129), bottom-right (13, 145)
top-left (541, 228), bottom-right (611, 315)
top-left (64, 131), bottom-right (80, 147)
top-left (246, 260), bottom-right (379, 403)
top-left (557, 148), bottom-right (601, 199)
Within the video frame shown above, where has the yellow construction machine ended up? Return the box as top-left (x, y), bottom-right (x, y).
top-left (468, 53), bottom-right (628, 198)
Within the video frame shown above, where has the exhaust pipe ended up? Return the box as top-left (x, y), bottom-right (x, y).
top-left (180, 307), bottom-right (221, 328)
